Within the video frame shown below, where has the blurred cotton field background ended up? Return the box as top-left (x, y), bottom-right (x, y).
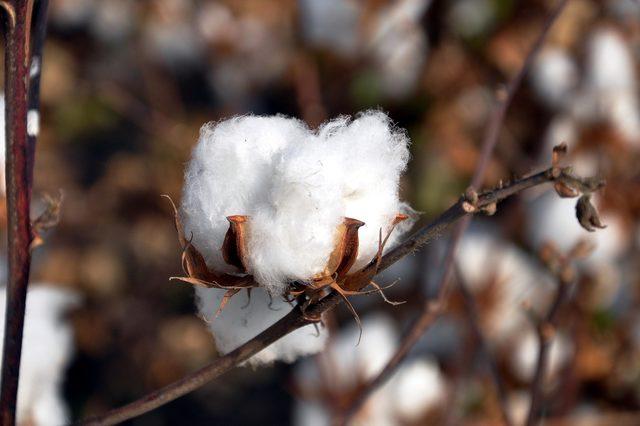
top-left (0, 0), bottom-right (639, 424)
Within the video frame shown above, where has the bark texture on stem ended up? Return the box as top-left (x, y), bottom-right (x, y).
top-left (0, 1), bottom-right (39, 424)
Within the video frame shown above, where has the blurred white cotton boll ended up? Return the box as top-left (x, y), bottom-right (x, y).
top-left (389, 358), bottom-right (446, 422)
top-left (526, 191), bottom-right (628, 263)
top-left (90, 0), bottom-right (136, 44)
top-left (511, 329), bottom-right (573, 382)
top-left (448, 0), bottom-right (495, 39)
top-left (456, 229), bottom-right (556, 340)
top-left (0, 285), bottom-right (79, 426)
top-left (50, 0), bottom-right (96, 27)
top-left (196, 287), bottom-right (327, 366)
top-left (294, 315), bottom-right (446, 425)
top-left (298, 0), bottom-right (360, 55)
top-left (583, 28), bottom-right (640, 142)
top-left (181, 112), bottom-right (411, 295)
top-left (586, 28), bottom-right (635, 93)
top-left (531, 48), bottom-right (578, 109)
top-left (369, 0), bottom-right (430, 99)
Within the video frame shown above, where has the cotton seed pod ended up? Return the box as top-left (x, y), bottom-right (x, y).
top-left (575, 195), bottom-right (607, 232)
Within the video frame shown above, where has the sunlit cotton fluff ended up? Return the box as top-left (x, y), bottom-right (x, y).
top-left (181, 112), bottom-right (412, 295)
top-left (182, 112), bottom-right (412, 364)
top-left (196, 288), bottom-right (327, 366)
top-left (0, 285), bottom-right (79, 426)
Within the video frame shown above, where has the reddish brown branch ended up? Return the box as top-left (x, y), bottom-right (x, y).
top-left (0, 1), bottom-right (40, 425)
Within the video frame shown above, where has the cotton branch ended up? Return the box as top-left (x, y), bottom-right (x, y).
top-left (77, 163), bottom-right (595, 426)
top-left (0, 0), bottom-right (48, 424)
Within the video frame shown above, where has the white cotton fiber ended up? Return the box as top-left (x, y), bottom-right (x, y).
top-left (181, 112), bottom-right (412, 295)
top-left (196, 287), bottom-right (327, 365)
top-left (183, 112), bottom-right (412, 364)
top-left (0, 285), bottom-right (79, 426)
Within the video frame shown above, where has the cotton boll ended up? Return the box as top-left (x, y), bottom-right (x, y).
top-left (389, 358), bottom-right (446, 422)
top-left (585, 28), bottom-right (635, 94)
top-left (181, 113), bottom-right (412, 294)
top-left (196, 287), bottom-right (327, 365)
top-left (181, 115), bottom-right (309, 280)
top-left (448, 0), bottom-right (495, 39)
top-left (510, 329), bottom-right (573, 382)
top-left (293, 314), bottom-right (400, 426)
top-left (90, 0), bottom-right (136, 44)
top-left (0, 285), bottom-right (79, 426)
top-left (530, 48), bottom-right (578, 110)
top-left (143, 22), bottom-right (203, 69)
top-left (456, 229), bottom-right (556, 340)
top-left (293, 401), bottom-right (329, 426)
top-left (50, 0), bottom-right (96, 27)
top-left (298, 0), bottom-right (361, 56)
top-left (369, 0), bottom-right (429, 99)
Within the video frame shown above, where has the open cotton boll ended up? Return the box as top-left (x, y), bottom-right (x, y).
top-left (0, 285), bottom-right (79, 426)
top-left (196, 287), bottom-right (327, 365)
top-left (181, 112), bottom-right (411, 295)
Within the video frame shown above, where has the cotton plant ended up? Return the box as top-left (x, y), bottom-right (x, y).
top-left (527, 26), bottom-right (638, 309)
top-left (0, 285), bottom-right (78, 426)
top-left (176, 111), bottom-right (414, 364)
top-left (293, 314), bottom-right (447, 426)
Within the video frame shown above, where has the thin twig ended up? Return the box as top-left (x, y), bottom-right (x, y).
top-left (0, 0), bottom-right (42, 424)
top-left (78, 167), bottom-right (568, 426)
top-left (455, 264), bottom-right (512, 426)
top-left (526, 267), bottom-right (574, 425)
top-left (337, 1), bottom-right (570, 423)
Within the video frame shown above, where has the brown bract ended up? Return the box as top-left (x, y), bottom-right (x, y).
top-left (163, 195), bottom-right (407, 329)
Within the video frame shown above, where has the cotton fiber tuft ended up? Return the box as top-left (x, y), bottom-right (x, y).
top-left (181, 111), bottom-right (413, 363)
top-left (181, 112), bottom-right (412, 295)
